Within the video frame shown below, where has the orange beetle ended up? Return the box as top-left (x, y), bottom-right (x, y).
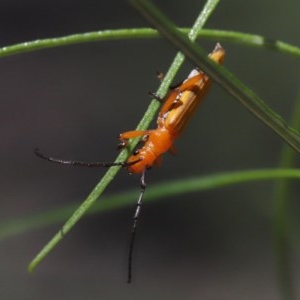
top-left (35, 43), bottom-right (225, 283)
top-left (121, 43), bottom-right (225, 175)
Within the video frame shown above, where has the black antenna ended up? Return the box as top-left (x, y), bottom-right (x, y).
top-left (127, 170), bottom-right (147, 283)
top-left (34, 148), bottom-right (139, 168)
top-left (35, 147), bottom-right (145, 283)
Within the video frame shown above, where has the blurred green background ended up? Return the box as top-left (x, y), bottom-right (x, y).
top-left (1, 0), bottom-right (300, 299)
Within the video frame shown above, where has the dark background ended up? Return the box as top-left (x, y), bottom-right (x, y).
top-left (1, 0), bottom-right (300, 299)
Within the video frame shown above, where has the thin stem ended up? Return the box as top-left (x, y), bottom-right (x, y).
top-left (0, 168), bottom-right (299, 242)
top-left (272, 90), bottom-right (300, 300)
top-left (0, 29), bottom-right (299, 58)
top-left (28, 0), bottom-right (220, 272)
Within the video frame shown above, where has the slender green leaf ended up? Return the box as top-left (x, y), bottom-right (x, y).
top-left (0, 29), bottom-right (299, 58)
top-left (272, 91), bottom-right (300, 300)
top-left (1, 168), bottom-right (300, 242)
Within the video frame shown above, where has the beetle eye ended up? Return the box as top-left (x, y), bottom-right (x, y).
top-left (133, 149), bottom-right (140, 155)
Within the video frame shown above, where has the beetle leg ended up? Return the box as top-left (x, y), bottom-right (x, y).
top-left (158, 89), bottom-right (181, 117)
top-left (178, 72), bottom-right (205, 92)
top-left (148, 91), bottom-right (163, 102)
top-left (118, 130), bottom-right (150, 150)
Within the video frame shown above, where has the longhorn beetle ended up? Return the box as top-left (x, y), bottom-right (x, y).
top-left (35, 43), bottom-right (225, 283)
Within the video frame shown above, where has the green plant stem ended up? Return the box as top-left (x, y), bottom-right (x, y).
top-left (130, 0), bottom-right (300, 155)
top-left (28, 0), bottom-right (220, 272)
top-left (272, 90), bottom-right (300, 300)
top-left (0, 29), bottom-right (299, 58)
top-left (1, 168), bottom-right (300, 242)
